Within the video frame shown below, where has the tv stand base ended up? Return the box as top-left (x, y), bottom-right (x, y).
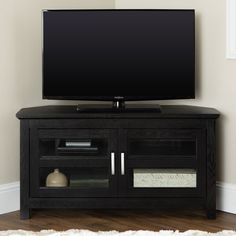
top-left (76, 102), bottom-right (161, 113)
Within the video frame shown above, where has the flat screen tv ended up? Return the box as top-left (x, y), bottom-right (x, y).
top-left (43, 10), bottom-right (195, 102)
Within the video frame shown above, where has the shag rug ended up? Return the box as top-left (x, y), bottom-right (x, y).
top-left (0, 230), bottom-right (236, 236)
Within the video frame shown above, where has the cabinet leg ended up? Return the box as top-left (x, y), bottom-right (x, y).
top-left (20, 208), bottom-right (31, 220)
top-left (206, 209), bottom-right (216, 219)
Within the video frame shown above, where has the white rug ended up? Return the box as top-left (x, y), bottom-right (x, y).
top-left (0, 230), bottom-right (236, 236)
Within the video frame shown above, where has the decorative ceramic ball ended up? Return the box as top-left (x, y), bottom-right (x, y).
top-left (46, 168), bottom-right (68, 187)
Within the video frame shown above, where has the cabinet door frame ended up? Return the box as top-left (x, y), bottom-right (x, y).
top-left (29, 124), bottom-right (118, 198)
top-left (118, 128), bottom-right (206, 198)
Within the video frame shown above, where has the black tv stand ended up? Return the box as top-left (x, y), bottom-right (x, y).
top-left (16, 105), bottom-right (220, 219)
top-left (76, 101), bottom-right (162, 113)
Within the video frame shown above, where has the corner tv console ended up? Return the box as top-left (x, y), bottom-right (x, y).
top-left (16, 105), bottom-right (220, 219)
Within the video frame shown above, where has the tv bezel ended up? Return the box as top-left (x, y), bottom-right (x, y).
top-left (42, 9), bottom-right (195, 101)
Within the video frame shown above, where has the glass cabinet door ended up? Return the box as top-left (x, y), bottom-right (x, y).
top-left (119, 129), bottom-right (206, 197)
top-left (30, 128), bottom-right (118, 198)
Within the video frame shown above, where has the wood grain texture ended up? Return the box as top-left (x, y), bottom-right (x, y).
top-left (20, 120), bottom-right (31, 219)
top-left (0, 210), bottom-right (235, 232)
top-left (16, 105), bottom-right (220, 119)
top-left (206, 120), bottom-right (216, 219)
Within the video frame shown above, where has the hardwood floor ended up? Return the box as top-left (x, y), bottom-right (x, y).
top-left (0, 210), bottom-right (236, 232)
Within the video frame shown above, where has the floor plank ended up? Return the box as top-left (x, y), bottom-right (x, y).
top-left (0, 210), bottom-right (235, 232)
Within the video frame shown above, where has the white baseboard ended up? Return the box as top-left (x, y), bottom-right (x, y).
top-left (0, 181), bottom-right (235, 215)
top-left (216, 181), bottom-right (236, 214)
top-left (0, 181), bottom-right (20, 214)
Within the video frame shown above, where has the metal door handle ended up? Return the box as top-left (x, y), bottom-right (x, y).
top-left (111, 152), bottom-right (115, 175)
top-left (121, 152), bottom-right (125, 175)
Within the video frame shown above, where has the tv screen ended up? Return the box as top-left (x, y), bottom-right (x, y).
top-left (43, 10), bottom-right (195, 101)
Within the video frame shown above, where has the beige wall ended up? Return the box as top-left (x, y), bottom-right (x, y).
top-left (1, 0), bottom-right (236, 185)
top-left (0, 0), bottom-right (115, 184)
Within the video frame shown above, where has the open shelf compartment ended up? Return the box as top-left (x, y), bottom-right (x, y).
top-left (39, 138), bottom-right (108, 157)
top-left (128, 138), bottom-right (196, 157)
top-left (40, 167), bottom-right (109, 189)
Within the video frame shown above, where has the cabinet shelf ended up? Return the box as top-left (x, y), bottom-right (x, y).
top-left (39, 186), bottom-right (109, 190)
top-left (40, 155), bottom-right (108, 160)
top-left (56, 146), bottom-right (99, 154)
top-left (39, 137), bottom-right (108, 157)
top-left (126, 159), bottom-right (197, 168)
top-left (39, 157), bottom-right (109, 167)
top-left (127, 154), bottom-right (196, 159)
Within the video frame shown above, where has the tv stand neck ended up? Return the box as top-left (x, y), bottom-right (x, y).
top-left (112, 100), bottom-right (125, 109)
